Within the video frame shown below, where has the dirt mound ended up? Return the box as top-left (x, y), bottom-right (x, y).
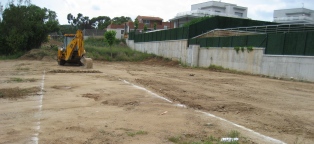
top-left (19, 48), bottom-right (57, 61)
top-left (141, 57), bottom-right (180, 67)
top-left (49, 69), bottom-right (102, 73)
top-left (0, 87), bottom-right (39, 99)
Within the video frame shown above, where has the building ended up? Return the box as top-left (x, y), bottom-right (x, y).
top-left (170, 1), bottom-right (248, 28)
top-left (126, 16), bottom-right (174, 33)
top-left (273, 8), bottom-right (314, 24)
top-left (107, 15), bottom-right (174, 39)
top-left (106, 24), bottom-right (125, 39)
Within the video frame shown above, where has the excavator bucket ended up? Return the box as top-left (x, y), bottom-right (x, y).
top-left (80, 57), bottom-right (93, 69)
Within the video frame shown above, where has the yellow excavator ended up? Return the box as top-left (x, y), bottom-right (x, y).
top-left (57, 29), bottom-right (93, 69)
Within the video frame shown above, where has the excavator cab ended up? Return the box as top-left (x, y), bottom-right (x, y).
top-left (57, 30), bottom-right (93, 69)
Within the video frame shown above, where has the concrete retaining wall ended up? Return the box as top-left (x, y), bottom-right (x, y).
top-left (127, 40), bottom-right (188, 62)
top-left (261, 55), bottom-right (314, 81)
top-left (126, 39), bottom-right (314, 82)
top-left (198, 47), bottom-right (264, 74)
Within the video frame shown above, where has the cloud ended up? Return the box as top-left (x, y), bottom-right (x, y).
top-left (28, 0), bottom-right (314, 25)
top-left (92, 5), bottom-right (100, 11)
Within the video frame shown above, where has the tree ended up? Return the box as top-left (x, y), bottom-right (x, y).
top-left (112, 16), bottom-right (132, 25)
top-left (90, 16), bottom-right (111, 29)
top-left (67, 13), bottom-right (89, 29)
top-left (134, 18), bottom-right (139, 33)
top-left (104, 30), bottom-right (116, 58)
top-left (144, 25), bottom-right (147, 32)
top-left (0, 4), bottom-right (59, 55)
top-left (154, 22), bottom-right (157, 30)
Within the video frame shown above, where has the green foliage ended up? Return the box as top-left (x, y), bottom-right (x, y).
top-left (90, 16), bottom-right (111, 30)
top-left (84, 38), bottom-right (155, 61)
top-left (227, 130), bottom-right (240, 138)
top-left (85, 45), bottom-right (155, 61)
top-left (126, 131), bottom-right (148, 137)
top-left (246, 46), bottom-right (253, 53)
top-left (183, 16), bottom-right (211, 27)
top-left (154, 22), bottom-right (157, 30)
top-left (112, 16), bottom-right (132, 25)
top-left (240, 47), bottom-right (245, 52)
top-left (134, 18), bottom-right (139, 32)
top-left (167, 131), bottom-right (241, 144)
top-left (0, 4), bottom-right (59, 55)
top-left (85, 37), bottom-right (107, 47)
top-left (234, 47), bottom-right (240, 53)
top-left (144, 25), bottom-right (148, 32)
top-left (104, 30), bottom-right (117, 47)
top-left (59, 25), bottom-right (77, 35)
top-left (0, 52), bottom-right (24, 60)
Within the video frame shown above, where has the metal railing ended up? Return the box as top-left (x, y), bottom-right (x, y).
top-left (274, 16), bottom-right (314, 23)
top-left (175, 10), bottom-right (246, 18)
top-left (194, 23), bottom-right (314, 38)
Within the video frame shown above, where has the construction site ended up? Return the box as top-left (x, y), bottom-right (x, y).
top-left (0, 47), bottom-right (314, 144)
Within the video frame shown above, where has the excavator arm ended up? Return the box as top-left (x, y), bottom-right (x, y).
top-left (58, 29), bottom-right (93, 69)
top-left (64, 30), bottom-right (85, 61)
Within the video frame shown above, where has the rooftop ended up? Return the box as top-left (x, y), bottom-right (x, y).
top-left (136, 16), bottom-right (163, 21)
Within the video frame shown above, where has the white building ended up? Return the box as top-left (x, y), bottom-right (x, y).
top-left (273, 8), bottom-right (314, 24)
top-left (170, 1), bottom-right (248, 28)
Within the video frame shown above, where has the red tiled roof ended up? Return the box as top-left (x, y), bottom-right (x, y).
top-left (136, 15), bottom-right (163, 21)
top-left (107, 24), bottom-right (124, 29)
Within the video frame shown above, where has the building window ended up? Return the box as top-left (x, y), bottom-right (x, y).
top-left (235, 12), bottom-right (243, 17)
top-left (121, 30), bottom-right (124, 34)
top-left (143, 20), bottom-right (150, 24)
top-left (215, 10), bottom-right (221, 13)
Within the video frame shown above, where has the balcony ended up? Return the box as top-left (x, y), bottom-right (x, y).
top-left (274, 16), bottom-right (314, 23)
top-left (175, 10), bottom-right (245, 19)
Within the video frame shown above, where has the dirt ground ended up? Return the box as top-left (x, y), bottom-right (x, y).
top-left (0, 59), bottom-right (314, 144)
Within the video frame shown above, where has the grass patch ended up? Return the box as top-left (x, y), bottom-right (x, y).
top-left (168, 136), bottom-right (181, 143)
top-left (0, 52), bottom-right (24, 60)
top-left (84, 37), bottom-right (155, 61)
top-left (16, 67), bottom-right (30, 71)
top-left (127, 130), bottom-right (148, 137)
top-left (227, 130), bottom-right (240, 138)
top-left (8, 77), bottom-right (37, 83)
top-left (167, 130), bottom-right (243, 144)
top-left (0, 87), bottom-right (39, 99)
top-left (85, 45), bottom-right (156, 61)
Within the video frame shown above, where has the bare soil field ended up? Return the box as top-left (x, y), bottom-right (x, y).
top-left (0, 59), bottom-right (313, 144)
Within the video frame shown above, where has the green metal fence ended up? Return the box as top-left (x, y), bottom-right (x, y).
top-left (189, 34), bottom-right (267, 48)
top-left (189, 31), bottom-right (314, 56)
top-left (128, 16), bottom-right (275, 42)
top-left (265, 31), bottom-right (314, 56)
top-left (129, 27), bottom-right (189, 42)
top-left (188, 16), bottom-right (275, 38)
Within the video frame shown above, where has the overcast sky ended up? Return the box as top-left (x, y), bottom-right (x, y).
top-left (1, 0), bottom-right (313, 24)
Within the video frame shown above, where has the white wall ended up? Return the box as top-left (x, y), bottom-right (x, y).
top-left (129, 40), bottom-right (188, 62)
top-left (107, 28), bottom-right (124, 39)
top-left (261, 55), bottom-right (314, 81)
top-left (198, 47), bottom-right (264, 74)
top-left (126, 39), bottom-right (314, 82)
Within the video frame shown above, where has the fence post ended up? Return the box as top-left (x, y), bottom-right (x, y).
top-left (265, 34), bottom-right (268, 54)
top-left (303, 32), bottom-right (308, 55)
top-left (245, 35), bottom-right (248, 46)
top-left (282, 33), bottom-right (286, 55)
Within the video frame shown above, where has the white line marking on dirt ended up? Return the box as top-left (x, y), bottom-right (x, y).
top-left (31, 70), bottom-right (45, 144)
top-left (198, 111), bottom-right (286, 144)
top-left (122, 80), bottom-right (172, 103)
top-left (121, 79), bottom-right (286, 144)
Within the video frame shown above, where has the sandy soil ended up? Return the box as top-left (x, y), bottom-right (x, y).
top-left (0, 59), bottom-right (313, 144)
